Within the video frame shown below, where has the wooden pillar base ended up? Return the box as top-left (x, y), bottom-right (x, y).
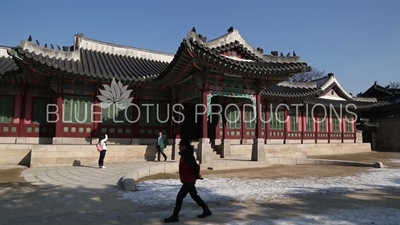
top-left (251, 138), bottom-right (266, 161)
top-left (171, 138), bottom-right (181, 160)
top-left (197, 138), bottom-right (212, 164)
top-left (220, 139), bottom-right (231, 158)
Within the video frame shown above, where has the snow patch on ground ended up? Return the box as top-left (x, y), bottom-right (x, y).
top-left (118, 168), bottom-right (400, 206)
top-left (203, 207), bottom-right (400, 225)
top-left (389, 158), bottom-right (400, 164)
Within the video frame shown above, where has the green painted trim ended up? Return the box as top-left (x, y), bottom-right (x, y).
top-left (207, 91), bottom-right (257, 118)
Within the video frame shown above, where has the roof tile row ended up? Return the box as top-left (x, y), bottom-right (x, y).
top-left (190, 39), bottom-right (310, 73)
top-left (14, 47), bottom-right (170, 82)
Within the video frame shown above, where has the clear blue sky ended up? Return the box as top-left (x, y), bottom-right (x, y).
top-left (0, 0), bottom-right (399, 95)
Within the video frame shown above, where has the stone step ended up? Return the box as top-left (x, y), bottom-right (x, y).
top-left (212, 152), bottom-right (221, 159)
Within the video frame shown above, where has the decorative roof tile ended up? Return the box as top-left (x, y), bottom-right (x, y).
top-left (192, 27), bottom-right (302, 63)
top-left (11, 40), bottom-right (170, 82)
top-left (377, 94), bottom-right (400, 107)
top-left (0, 46), bottom-right (21, 76)
top-left (262, 81), bottom-right (321, 98)
top-left (302, 97), bottom-right (379, 109)
top-left (7, 29), bottom-right (312, 84)
top-left (360, 81), bottom-right (400, 97)
top-left (189, 39), bottom-right (310, 74)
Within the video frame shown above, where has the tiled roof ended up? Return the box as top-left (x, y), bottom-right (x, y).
top-left (10, 38), bottom-right (172, 82)
top-left (201, 27), bottom-right (302, 63)
top-left (152, 30), bottom-right (312, 87)
top-left (377, 94), bottom-right (400, 107)
top-left (209, 41), bottom-right (264, 62)
top-left (8, 29), bottom-right (311, 85)
top-left (310, 73), bottom-right (354, 100)
top-left (0, 46), bottom-right (21, 76)
top-left (360, 82), bottom-right (400, 97)
top-left (302, 97), bottom-right (379, 109)
top-left (312, 75), bottom-right (330, 87)
top-left (261, 81), bottom-right (321, 98)
top-left (189, 38), bottom-right (310, 74)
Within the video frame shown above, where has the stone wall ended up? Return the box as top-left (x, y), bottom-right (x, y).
top-left (375, 117), bottom-right (400, 151)
top-left (0, 142), bottom-right (372, 168)
top-left (0, 144), bottom-right (174, 167)
top-left (224, 143), bottom-right (371, 159)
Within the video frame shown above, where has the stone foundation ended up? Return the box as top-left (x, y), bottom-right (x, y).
top-left (0, 137), bottom-right (175, 145)
top-left (0, 144), bottom-right (172, 167)
top-left (0, 141), bottom-right (372, 168)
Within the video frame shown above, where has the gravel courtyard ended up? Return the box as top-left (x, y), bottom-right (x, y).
top-left (1, 152), bottom-right (399, 225)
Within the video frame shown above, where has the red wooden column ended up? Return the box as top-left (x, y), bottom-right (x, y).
top-left (174, 97), bottom-right (181, 140)
top-left (255, 95), bottom-right (262, 139)
top-left (18, 91), bottom-right (26, 137)
top-left (265, 100), bottom-right (270, 141)
top-left (12, 94), bottom-right (21, 137)
top-left (131, 98), bottom-right (140, 139)
top-left (92, 93), bottom-right (101, 139)
top-left (24, 95), bottom-right (33, 136)
top-left (353, 116), bottom-right (357, 143)
top-left (200, 90), bottom-right (208, 139)
top-left (171, 98), bottom-right (182, 160)
top-left (222, 102), bottom-right (227, 140)
top-left (283, 107), bottom-right (288, 144)
top-left (327, 112), bottom-right (331, 143)
top-left (220, 101), bottom-right (231, 158)
top-left (301, 107), bottom-right (305, 144)
top-left (167, 100), bottom-right (173, 138)
top-left (251, 93), bottom-right (265, 161)
top-left (240, 105), bottom-right (245, 142)
top-left (341, 116), bottom-right (345, 143)
top-left (197, 89), bottom-right (212, 164)
top-left (314, 112), bottom-right (318, 143)
top-left (54, 89), bottom-right (64, 138)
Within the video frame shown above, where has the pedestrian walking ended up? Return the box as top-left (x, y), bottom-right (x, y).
top-left (156, 132), bottom-right (168, 161)
top-left (164, 139), bottom-right (212, 223)
top-left (98, 134), bottom-right (108, 169)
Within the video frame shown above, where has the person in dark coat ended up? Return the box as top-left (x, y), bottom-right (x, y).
top-left (164, 139), bottom-right (212, 223)
top-left (156, 132), bottom-right (168, 161)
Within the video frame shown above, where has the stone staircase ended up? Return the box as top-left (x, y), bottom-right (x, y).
top-left (192, 141), bottom-right (221, 159)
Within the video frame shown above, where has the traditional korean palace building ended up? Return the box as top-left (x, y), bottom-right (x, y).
top-left (0, 27), bottom-right (394, 165)
top-left (356, 82), bottom-right (400, 151)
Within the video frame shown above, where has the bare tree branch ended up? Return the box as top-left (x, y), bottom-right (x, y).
top-left (388, 81), bottom-right (400, 89)
top-left (288, 68), bottom-right (327, 82)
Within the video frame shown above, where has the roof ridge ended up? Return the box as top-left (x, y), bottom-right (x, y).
top-left (0, 47), bottom-right (14, 57)
top-left (19, 40), bottom-right (80, 61)
top-left (310, 74), bottom-right (330, 82)
top-left (76, 35), bottom-right (174, 63)
top-left (0, 45), bottom-right (13, 49)
top-left (185, 27), bottom-right (302, 63)
top-left (277, 81), bottom-right (318, 88)
top-left (79, 36), bottom-right (175, 57)
top-left (351, 96), bottom-right (377, 102)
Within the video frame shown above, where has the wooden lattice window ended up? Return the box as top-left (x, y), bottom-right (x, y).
top-left (306, 115), bottom-right (314, 132)
top-left (270, 110), bottom-right (284, 130)
top-left (101, 104), bottom-right (132, 125)
top-left (0, 96), bottom-right (13, 123)
top-left (345, 116), bottom-right (353, 132)
top-left (261, 110), bottom-right (265, 129)
top-left (32, 98), bottom-right (52, 124)
top-left (139, 101), bottom-right (168, 126)
top-left (227, 106), bottom-right (240, 128)
top-left (245, 108), bottom-right (255, 129)
top-left (332, 117), bottom-right (340, 132)
top-left (63, 95), bottom-right (93, 124)
top-left (290, 114), bottom-right (298, 131)
top-left (318, 115), bottom-right (326, 132)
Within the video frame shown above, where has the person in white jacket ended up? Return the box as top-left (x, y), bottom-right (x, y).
top-left (98, 134), bottom-right (108, 169)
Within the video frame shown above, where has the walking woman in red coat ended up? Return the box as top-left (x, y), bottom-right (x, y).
top-left (164, 139), bottom-right (212, 223)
